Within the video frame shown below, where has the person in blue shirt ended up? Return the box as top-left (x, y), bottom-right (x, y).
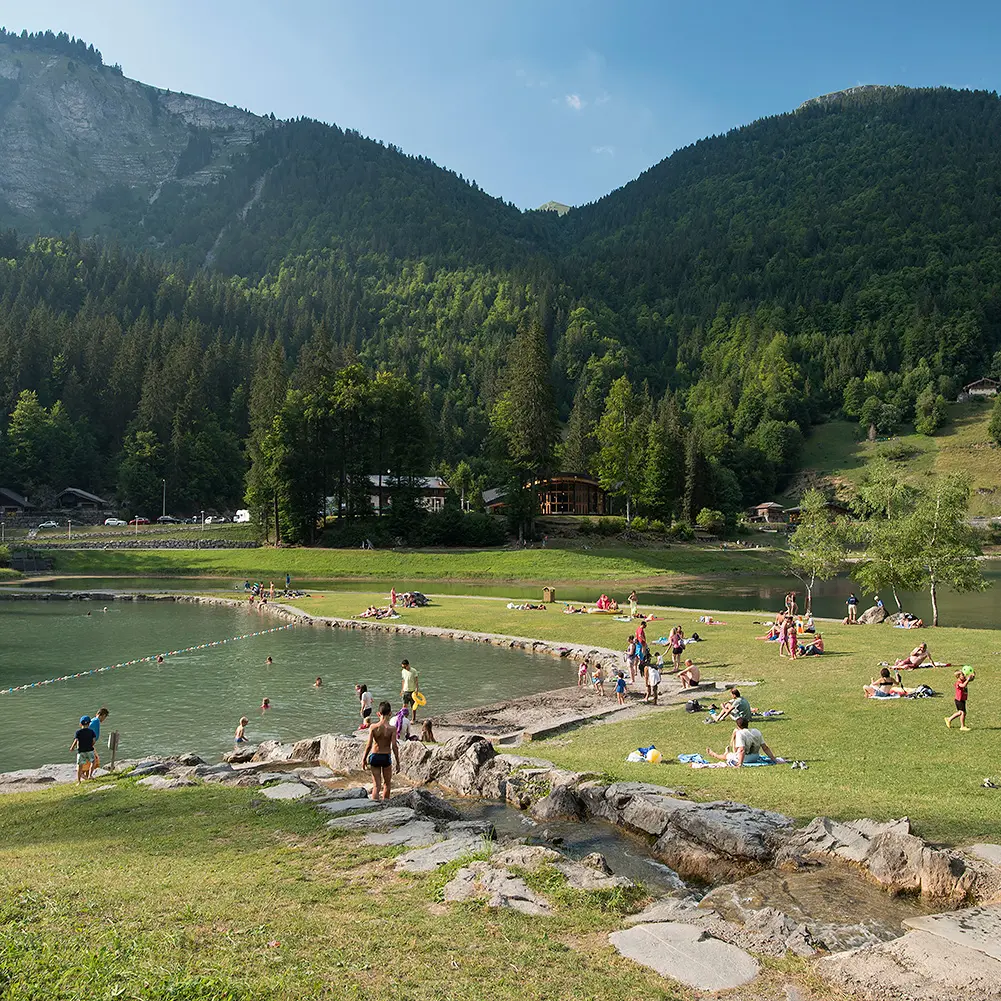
top-left (87, 707), bottom-right (109, 768)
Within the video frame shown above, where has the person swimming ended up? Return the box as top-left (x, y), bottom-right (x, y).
top-left (314, 677), bottom-right (322, 688)
top-left (260, 698), bottom-right (270, 711)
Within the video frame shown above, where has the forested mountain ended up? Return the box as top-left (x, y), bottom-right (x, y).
top-left (2, 34), bottom-right (1001, 536)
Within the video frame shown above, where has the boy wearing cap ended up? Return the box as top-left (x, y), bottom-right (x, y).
top-left (70, 716), bottom-right (97, 782)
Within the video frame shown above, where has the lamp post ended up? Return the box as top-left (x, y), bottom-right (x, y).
top-left (162, 479), bottom-right (166, 520)
top-left (200, 510), bottom-right (205, 532)
top-left (67, 520), bottom-right (72, 540)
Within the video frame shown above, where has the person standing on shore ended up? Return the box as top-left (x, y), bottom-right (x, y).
top-left (361, 702), bottom-right (400, 801)
top-left (624, 636), bottom-right (637, 682)
top-left (285, 572), bottom-right (291, 590)
top-left (846, 592), bottom-right (858, 623)
top-left (400, 659), bottom-right (420, 723)
top-left (70, 716), bottom-right (97, 782)
top-left (87, 707), bottom-right (109, 770)
top-left (628, 591), bottom-right (638, 617)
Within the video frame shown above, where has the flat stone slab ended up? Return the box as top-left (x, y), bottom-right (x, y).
top-left (903, 904), bottom-right (1001, 961)
top-left (261, 782), bottom-right (311, 800)
top-left (969, 843), bottom-right (1001, 868)
top-left (136, 775), bottom-right (196, 790)
top-left (609, 922), bottom-right (759, 991)
top-left (818, 928), bottom-right (1001, 1001)
top-left (364, 820), bottom-right (442, 848)
top-left (326, 807), bottom-right (416, 831)
top-left (444, 863), bottom-right (551, 915)
top-left (314, 797), bottom-right (378, 814)
top-left (0, 763), bottom-right (78, 784)
top-left (395, 834), bottom-right (488, 873)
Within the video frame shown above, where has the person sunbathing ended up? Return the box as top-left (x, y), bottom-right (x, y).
top-left (706, 718), bottom-right (777, 766)
top-left (895, 642), bottom-right (932, 670)
top-left (864, 667), bottom-right (909, 697)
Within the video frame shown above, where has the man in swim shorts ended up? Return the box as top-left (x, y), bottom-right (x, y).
top-left (400, 659), bottom-right (420, 723)
top-left (361, 702), bottom-right (400, 801)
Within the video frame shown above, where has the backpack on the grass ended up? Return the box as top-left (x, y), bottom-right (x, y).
top-left (685, 699), bottom-right (704, 713)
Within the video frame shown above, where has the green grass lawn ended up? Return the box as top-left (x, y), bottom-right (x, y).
top-left (293, 591), bottom-right (999, 846)
top-left (45, 543), bottom-right (784, 583)
top-left (0, 780), bottom-right (825, 1001)
top-left (794, 400), bottom-right (1001, 516)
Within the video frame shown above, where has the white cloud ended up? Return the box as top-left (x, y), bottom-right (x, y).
top-left (591, 145), bottom-right (615, 155)
top-left (565, 93), bottom-right (585, 111)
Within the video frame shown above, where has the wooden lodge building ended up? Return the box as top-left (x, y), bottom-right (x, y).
top-left (482, 474), bottom-right (609, 516)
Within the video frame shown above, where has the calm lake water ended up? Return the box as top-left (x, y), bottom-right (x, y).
top-left (0, 602), bottom-right (563, 771)
top-left (12, 569), bottom-right (1001, 628)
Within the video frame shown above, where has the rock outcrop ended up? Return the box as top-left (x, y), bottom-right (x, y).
top-left (858, 604), bottom-right (888, 625)
top-left (777, 816), bottom-right (976, 903)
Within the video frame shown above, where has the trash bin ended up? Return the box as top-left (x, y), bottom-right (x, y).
top-left (543, 586), bottom-right (556, 603)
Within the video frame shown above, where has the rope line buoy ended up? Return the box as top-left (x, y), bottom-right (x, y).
top-left (0, 622), bottom-right (298, 695)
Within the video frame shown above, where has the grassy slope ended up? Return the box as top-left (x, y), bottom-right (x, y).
top-left (792, 399), bottom-right (1001, 517)
top-left (1, 781), bottom-right (726, 1001)
top-left (45, 544), bottom-right (783, 582)
top-left (293, 591), bottom-right (998, 845)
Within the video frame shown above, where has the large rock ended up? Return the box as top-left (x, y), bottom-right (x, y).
top-left (818, 925), bottom-right (1001, 1001)
top-left (393, 788), bottom-right (461, 820)
top-left (649, 801), bottom-right (793, 882)
top-left (290, 737), bottom-right (321, 760)
top-left (222, 746), bottom-right (257, 764)
top-left (315, 798), bottom-right (379, 816)
top-left (609, 923), bottom-right (759, 991)
top-left (251, 740), bottom-right (296, 763)
top-left (858, 604), bottom-right (888, 625)
top-left (777, 816), bottom-right (975, 902)
top-left (530, 784), bottom-right (586, 821)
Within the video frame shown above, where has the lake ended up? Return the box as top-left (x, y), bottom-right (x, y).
top-left (12, 569), bottom-right (1001, 628)
top-left (0, 601), bottom-right (565, 771)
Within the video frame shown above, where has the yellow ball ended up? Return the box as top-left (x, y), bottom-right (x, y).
top-left (646, 749), bottom-right (662, 764)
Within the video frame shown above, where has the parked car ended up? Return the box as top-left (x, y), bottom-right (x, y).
top-left (37, 520), bottom-right (59, 529)
top-left (156, 515), bottom-right (181, 524)
top-left (128, 517), bottom-right (150, 526)
top-left (104, 518), bottom-right (127, 526)
top-left (183, 516), bottom-right (200, 524)
top-left (205, 515), bottom-right (229, 524)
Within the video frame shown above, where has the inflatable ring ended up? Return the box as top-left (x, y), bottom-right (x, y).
top-left (412, 691), bottom-right (427, 708)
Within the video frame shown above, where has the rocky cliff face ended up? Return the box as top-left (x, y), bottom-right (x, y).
top-left (0, 44), bottom-right (264, 232)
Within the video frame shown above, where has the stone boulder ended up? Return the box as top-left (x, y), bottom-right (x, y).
top-left (290, 737), bottom-right (322, 760)
top-left (395, 834), bottom-right (488, 873)
top-left (251, 740), bottom-right (296, 763)
top-left (393, 788), bottom-right (461, 821)
top-left (777, 816), bottom-right (975, 903)
top-left (858, 604), bottom-right (888, 625)
top-left (530, 784), bottom-right (586, 821)
top-left (137, 775), bottom-right (196, 790)
top-left (175, 753), bottom-right (205, 766)
top-left (221, 746), bottom-right (257, 764)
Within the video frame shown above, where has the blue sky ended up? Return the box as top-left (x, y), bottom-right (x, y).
top-left (6, 1), bottom-right (1001, 208)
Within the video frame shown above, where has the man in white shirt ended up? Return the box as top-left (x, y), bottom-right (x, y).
top-left (707, 717), bottom-right (777, 766)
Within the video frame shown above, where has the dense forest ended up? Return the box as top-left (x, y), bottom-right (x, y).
top-left (3, 60), bottom-right (1001, 536)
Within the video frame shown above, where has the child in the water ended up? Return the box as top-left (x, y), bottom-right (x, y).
top-left (235, 717), bottom-right (249, 743)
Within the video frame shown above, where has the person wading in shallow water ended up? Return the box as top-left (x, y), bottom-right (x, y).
top-left (362, 702), bottom-right (400, 801)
